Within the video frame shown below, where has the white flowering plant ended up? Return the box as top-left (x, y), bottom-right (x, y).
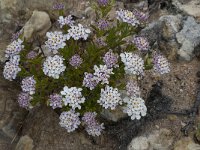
top-left (3, 0), bottom-right (170, 135)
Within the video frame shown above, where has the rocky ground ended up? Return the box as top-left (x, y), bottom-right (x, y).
top-left (1, 0), bottom-right (200, 150)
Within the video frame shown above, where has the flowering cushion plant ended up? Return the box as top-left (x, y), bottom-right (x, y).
top-left (3, 0), bottom-right (170, 136)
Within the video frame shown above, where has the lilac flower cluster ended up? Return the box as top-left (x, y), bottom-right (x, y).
top-left (3, 55), bottom-right (21, 81)
top-left (116, 9), bottom-right (140, 26)
top-left (18, 92), bottom-right (32, 109)
top-left (43, 55), bottom-right (66, 79)
top-left (120, 52), bottom-right (144, 75)
top-left (45, 31), bottom-right (67, 54)
top-left (133, 9), bottom-right (149, 22)
top-left (26, 51), bottom-right (38, 60)
top-left (59, 110), bottom-right (81, 132)
top-left (11, 30), bottom-right (23, 42)
top-left (69, 54), bottom-right (83, 69)
top-left (21, 76), bottom-right (36, 95)
top-left (133, 36), bottom-right (149, 51)
top-left (60, 86), bottom-right (85, 109)
top-left (123, 96), bottom-right (147, 120)
top-left (95, 37), bottom-right (107, 47)
top-left (82, 112), bottom-right (104, 136)
top-left (83, 73), bottom-right (98, 90)
top-left (98, 85), bottom-right (122, 110)
top-left (94, 65), bottom-right (113, 84)
top-left (58, 15), bottom-right (75, 28)
top-left (103, 50), bottom-right (119, 68)
top-left (153, 54), bottom-right (170, 74)
top-left (49, 93), bottom-right (63, 109)
top-left (97, 0), bottom-right (109, 6)
top-left (66, 24), bottom-right (91, 40)
top-left (97, 19), bottom-right (109, 30)
top-left (53, 2), bottom-right (65, 10)
top-left (126, 81), bottom-right (141, 97)
top-left (5, 39), bottom-right (24, 58)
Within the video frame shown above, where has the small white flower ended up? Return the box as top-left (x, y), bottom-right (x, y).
top-left (21, 76), bottom-right (36, 95)
top-left (59, 110), bottom-right (81, 132)
top-left (120, 52), bottom-right (144, 75)
top-left (3, 61), bottom-right (21, 81)
top-left (98, 85), bottom-right (122, 110)
top-left (43, 55), bottom-right (66, 79)
top-left (58, 15), bottom-right (75, 28)
top-left (116, 9), bottom-right (140, 26)
top-left (45, 31), bottom-right (67, 54)
top-left (60, 86), bottom-right (85, 110)
top-left (93, 65), bottom-right (113, 85)
top-left (153, 54), bottom-right (170, 74)
top-left (66, 24), bottom-right (91, 40)
top-left (123, 96), bottom-right (147, 120)
top-left (5, 39), bottom-right (24, 58)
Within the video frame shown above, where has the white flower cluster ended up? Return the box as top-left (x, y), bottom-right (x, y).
top-left (123, 97), bottom-right (147, 120)
top-left (5, 39), bottom-right (24, 58)
top-left (3, 55), bottom-right (21, 81)
top-left (153, 54), bottom-right (170, 75)
top-left (66, 24), bottom-right (91, 40)
top-left (120, 52), bottom-right (144, 75)
top-left (98, 85), bottom-right (122, 110)
top-left (58, 15), bottom-right (75, 28)
top-left (116, 9), bottom-right (140, 26)
top-left (93, 65), bottom-right (114, 85)
top-left (43, 55), bottom-right (66, 79)
top-left (45, 31), bottom-right (67, 54)
top-left (60, 86), bottom-right (85, 109)
top-left (21, 76), bottom-right (36, 95)
top-left (126, 81), bottom-right (141, 97)
top-left (59, 110), bottom-right (81, 132)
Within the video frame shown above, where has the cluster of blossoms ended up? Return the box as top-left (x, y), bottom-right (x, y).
top-left (120, 52), bottom-right (144, 75)
top-left (126, 81), bottom-right (141, 97)
top-left (43, 55), bottom-right (66, 79)
top-left (49, 93), bottom-right (63, 109)
top-left (133, 36), bottom-right (149, 51)
top-left (123, 96), bottom-right (147, 120)
top-left (66, 24), bottom-right (91, 40)
top-left (21, 76), bottom-right (36, 95)
top-left (98, 85), bottom-right (122, 110)
top-left (116, 9), bottom-right (140, 26)
top-left (58, 15), bottom-right (75, 28)
top-left (93, 65), bottom-right (114, 84)
top-left (69, 54), bottom-right (83, 69)
top-left (11, 30), bottom-right (23, 42)
top-left (26, 51), bottom-right (38, 60)
top-left (17, 92), bottom-right (32, 109)
top-left (103, 50), bottom-right (119, 68)
top-left (45, 31), bottom-right (67, 54)
top-left (97, 19), bottom-right (109, 30)
top-left (95, 37), bottom-right (107, 47)
top-left (133, 9), bottom-right (149, 22)
top-left (153, 54), bottom-right (170, 74)
top-left (82, 112), bottom-right (104, 136)
top-left (60, 86), bottom-right (85, 109)
top-left (3, 55), bottom-right (21, 81)
top-left (53, 2), bottom-right (65, 10)
top-left (5, 39), bottom-right (24, 58)
top-left (59, 110), bottom-right (81, 132)
top-left (83, 73), bottom-right (98, 90)
top-left (97, 0), bottom-right (109, 6)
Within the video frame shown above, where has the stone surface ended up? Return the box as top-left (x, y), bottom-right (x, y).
top-left (172, 0), bottom-right (200, 21)
top-left (174, 137), bottom-right (200, 150)
top-left (23, 10), bottom-right (51, 41)
top-left (128, 128), bottom-right (174, 150)
top-left (20, 106), bottom-right (117, 150)
top-left (15, 135), bottom-right (34, 150)
top-left (176, 16), bottom-right (200, 61)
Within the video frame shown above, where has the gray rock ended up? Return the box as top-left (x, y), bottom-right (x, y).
top-left (15, 135), bottom-right (34, 150)
top-left (174, 137), bottom-right (200, 150)
top-left (176, 16), bottom-right (200, 61)
top-left (23, 10), bottom-right (51, 41)
top-left (128, 128), bottom-right (174, 150)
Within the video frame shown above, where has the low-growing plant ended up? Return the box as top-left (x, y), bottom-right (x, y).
top-left (3, 0), bottom-right (170, 136)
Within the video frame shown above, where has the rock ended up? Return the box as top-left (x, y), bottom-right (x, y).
top-left (20, 106), bottom-right (117, 150)
top-left (172, 0), bottom-right (200, 22)
top-left (128, 128), bottom-right (174, 150)
top-left (176, 16), bottom-right (200, 61)
top-left (23, 10), bottom-right (51, 41)
top-left (15, 135), bottom-right (34, 150)
top-left (174, 137), bottom-right (200, 150)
